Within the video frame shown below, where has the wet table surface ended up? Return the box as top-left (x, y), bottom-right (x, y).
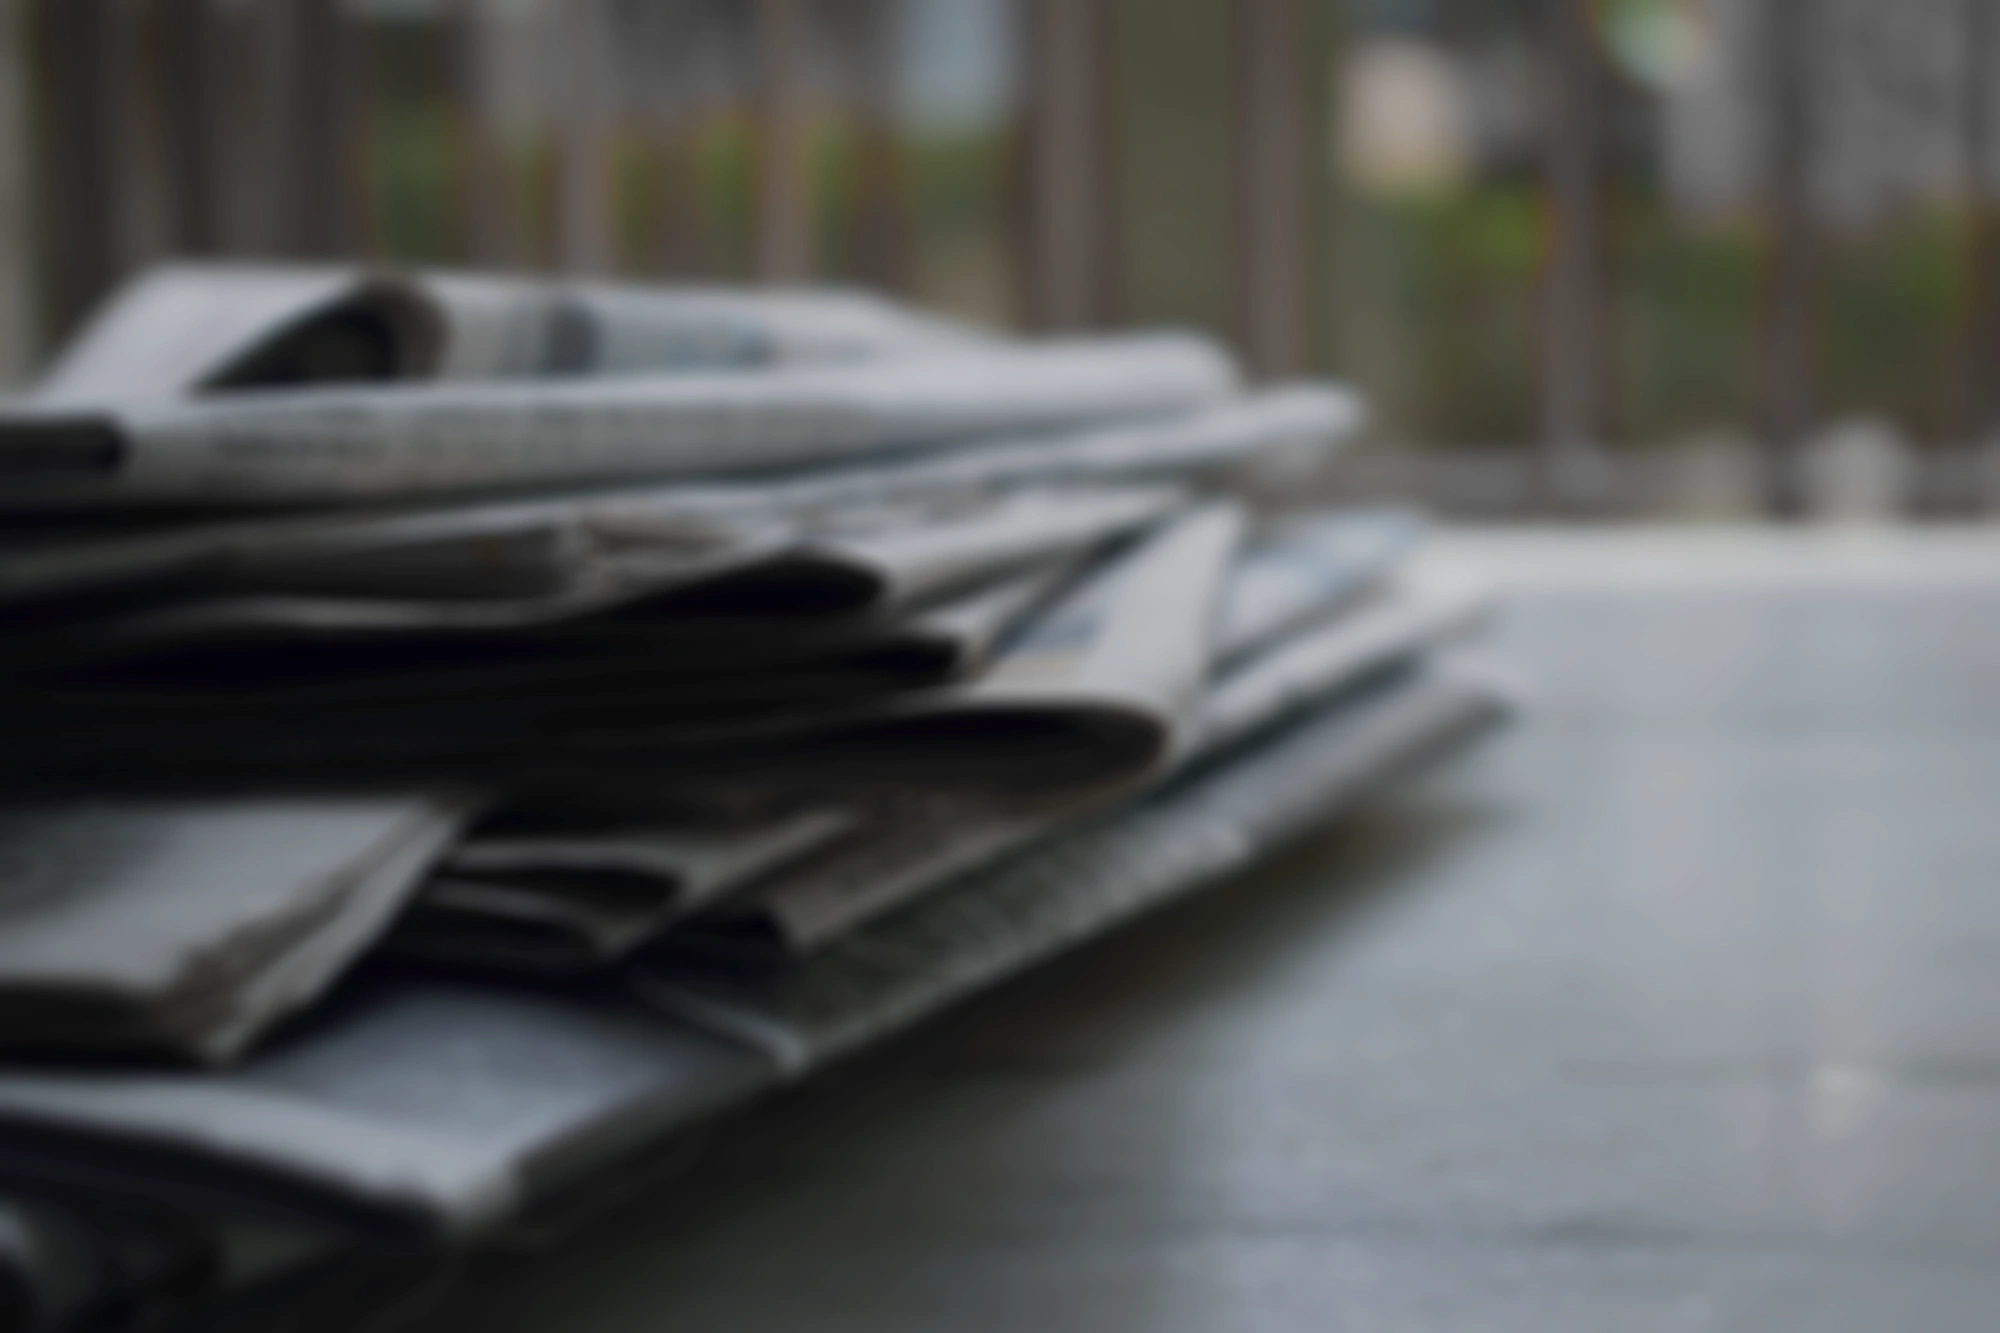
top-left (416, 529), bottom-right (2000, 1332)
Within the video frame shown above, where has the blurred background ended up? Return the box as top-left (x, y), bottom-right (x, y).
top-left (0, 0), bottom-right (1993, 519)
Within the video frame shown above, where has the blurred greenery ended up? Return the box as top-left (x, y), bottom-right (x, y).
top-left (1612, 193), bottom-right (1760, 443)
top-left (1338, 184), bottom-right (1541, 445)
top-left (365, 10), bottom-right (1015, 324)
top-left (1818, 209), bottom-right (1964, 441)
top-left (365, 19), bottom-right (454, 262)
top-left (1106, 0), bottom-right (1235, 336)
top-left (903, 131), bottom-right (1016, 326)
top-left (1347, 179), bottom-right (1968, 449)
top-left (355, 12), bottom-right (1974, 453)
top-left (369, 104), bottom-right (455, 262)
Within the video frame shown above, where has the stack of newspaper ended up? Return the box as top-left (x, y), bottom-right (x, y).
top-left (0, 265), bottom-right (1505, 1330)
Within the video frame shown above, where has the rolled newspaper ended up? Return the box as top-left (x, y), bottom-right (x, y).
top-left (1, 335), bottom-right (1237, 507)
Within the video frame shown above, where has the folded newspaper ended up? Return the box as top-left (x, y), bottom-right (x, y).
top-left (0, 264), bottom-right (1504, 1330)
top-left (0, 794), bottom-right (471, 1063)
top-left (391, 509), bottom-right (1443, 973)
top-left (36, 263), bottom-right (988, 403)
top-left (1, 334), bottom-right (1235, 508)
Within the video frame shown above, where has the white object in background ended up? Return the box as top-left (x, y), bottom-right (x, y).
top-left (1804, 416), bottom-right (1912, 524)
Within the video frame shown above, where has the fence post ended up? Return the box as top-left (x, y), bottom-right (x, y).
top-left (645, 1), bottom-right (714, 280)
top-left (834, 0), bottom-right (910, 293)
top-left (152, 0), bottom-right (221, 256)
top-left (1018, 0), bottom-right (1108, 331)
top-left (652, 115), bottom-right (710, 279)
top-left (1232, 0), bottom-right (1311, 380)
top-left (275, 0), bottom-right (369, 258)
top-left (554, 0), bottom-right (616, 274)
top-left (753, 0), bottom-right (813, 283)
top-left (1537, 0), bottom-right (1610, 510)
top-left (1952, 0), bottom-right (2000, 511)
top-left (0, 0), bottom-right (28, 381)
top-left (28, 0), bottom-right (121, 348)
top-left (1756, 0), bottom-right (1817, 518)
top-left (442, 0), bottom-right (517, 268)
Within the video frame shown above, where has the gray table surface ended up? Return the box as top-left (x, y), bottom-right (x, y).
top-left (414, 529), bottom-right (2000, 1332)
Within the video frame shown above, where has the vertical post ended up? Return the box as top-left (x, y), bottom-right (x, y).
top-left (29, 0), bottom-right (121, 347)
top-left (206, 0), bottom-right (269, 253)
top-left (1952, 0), bottom-right (1999, 511)
top-left (102, 0), bottom-right (159, 269)
top-left (152, 0), bottom-right (221, 255)
top-left (554, 0), bottom-right (616, 274)
top-left (836, 0), bottom-right (910, 293)
top-left (646, 0), bottom-right (712, 279)
top-left (0, 0), bottom-right (31, 382)
top-left (1018, 0), bottom-right (1108, 331)
top-left (653, 112), bottom-right (710, 277)
top-left (442, 0), bottom-right (516, 266)
top-left (1232, 0), bottom-right (1311, 380)
top-left (1757, 0), bottom-right (1817, 518)
top-left (275, 0), bottom-right (369, 258)
top-left (1538, 0), bottom-right (1610, 509)
top-left (754, 0), bottom-right (814, 283)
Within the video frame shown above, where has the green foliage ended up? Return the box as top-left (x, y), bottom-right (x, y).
top-left (1106, 0), bottom-right (1234, 336)
top-left (368, 105), bottom-right (455, 263)
top-left (349, 12), bottom-right (1975, 452)
top-left (363, 17), bottom-right (455, 263)
top-left (1345, 184), bottom-right (1541, 445)
top-left (1612, 194), bottom-right (1760, 442)
top-left (1342, 176), bottom-right (1970, 449)
top-left (1818, 209), bottom-right (1963, 440)
top-left (907, 132), bottom-right (1012, 245)
top-left (695, 115), bottom-right (755, 278)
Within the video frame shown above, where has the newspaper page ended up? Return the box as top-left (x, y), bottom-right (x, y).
top-left (0, 502), bottom-right (1172, 790)
top-left (198, 272), bottom-right (984, 390)
top-left (604, 502), bottom-right (1243, 798)
top-left (376, 565), bottom-right (1081, 974)
top-left (522, 279), bottom-right (986, 375)
top-left (1, 334), bottom-right (1237, 507)
top-left (391, 806), bottom-right (857, 975)
top-left (0, 499), bottom-right (1213, 787)
top-left (31, 266), bottom-right (373, 406)
top-left (692, 576), bottom-right (1488, 958)
top-left (0, 487), bottom-right (1170, 680)
top-left (33, 263), bottom-right (986, 404)
top-left (0, 980), bottom-right (777, 1242)
top-left (1216, 508), bottom-right (1425, 667)
top-left (0, 794), bottom-right (472, 1063)
top-left (0, 387), bottom-right (1346, 609)
top-left (864, 384), bottom-right (1362, 499)
top-left (666, 512), bottom-right (1423, 958)
top-left (0, 672), bottom-right (1500, 1244)
top-left (266, 557), bottom-right (1085, 715)
top-left (635, 668), bottom-right (1508, 1073)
